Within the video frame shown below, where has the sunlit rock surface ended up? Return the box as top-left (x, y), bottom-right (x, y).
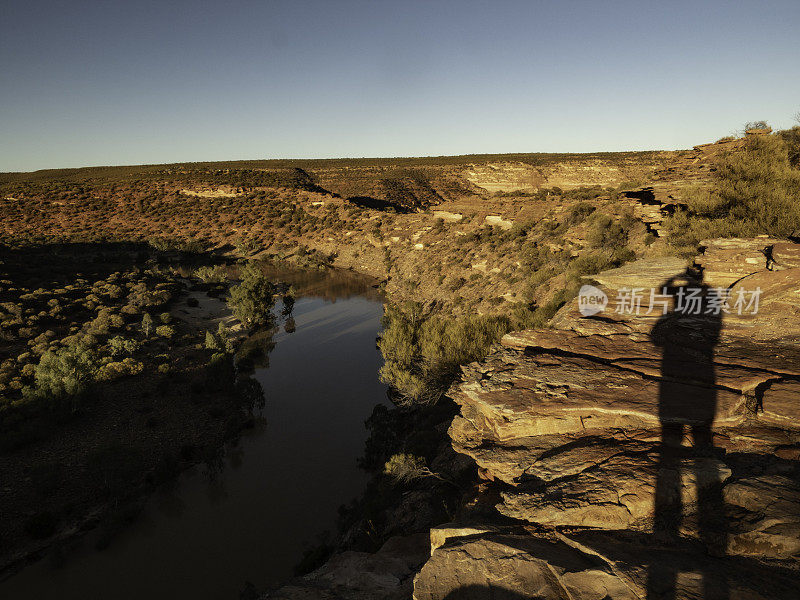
top-left (416, 239), bottom-right (800, 599)
top-left (263, 240), bottom-right (800, 600)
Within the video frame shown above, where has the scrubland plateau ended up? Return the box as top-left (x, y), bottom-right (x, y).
top-left (1, 122), bottom-right (799, 599)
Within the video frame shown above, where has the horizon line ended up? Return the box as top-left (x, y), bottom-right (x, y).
top-left (2, 145), bottom-right (693, 176)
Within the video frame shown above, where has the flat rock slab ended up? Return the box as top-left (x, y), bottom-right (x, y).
top-left (696, 238), bottom-right (776, 288)
top-left (759, 380), bottom-right (800, 427)
top-left (502, 329), bottom-right (800, 389)
top-left (565, 530), bottom-right (800, 600)
top-left (451, 351), bottom-right (747, 442)
top-left (413, 533), bottom-right (638, 600)
top-left (505, 326), bottom-right (800, 377)
top-left (771, 241), bottom-right (800, 269)
top-left (499, 452), bottom-right (731, 530)
top-left (413, 531), bottom-right (800, 600)
top-left (589, 257), bottom-right (689, 290)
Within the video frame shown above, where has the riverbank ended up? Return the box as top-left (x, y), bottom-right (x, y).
top-left (262, 239), bottom-right (800, 600)
top-left (3, 129), bottom-right (798, 599)
top-left (0, 263), bottom-right (388, 598)
top-left (0, 247), bottom-right (267, 580)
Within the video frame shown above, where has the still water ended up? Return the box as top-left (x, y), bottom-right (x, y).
top-left (0, 267), bottom-right (387, 599)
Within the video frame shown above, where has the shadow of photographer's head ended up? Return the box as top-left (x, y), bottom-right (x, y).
top-left (653, 265), bottom-right (723, 349)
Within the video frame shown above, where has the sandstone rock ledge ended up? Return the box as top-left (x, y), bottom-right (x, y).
top-left (262, 534), bottom-right (429, 600)
top-left (416, 239), bottom-right (800, 599)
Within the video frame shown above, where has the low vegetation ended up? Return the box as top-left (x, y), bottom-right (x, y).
top-left (0, 242), bottom-right (271, 444)
top-left (378, 301), bottom-right (512, 404)
top-left (0, 241), bottom-right (276, 570)
top-left (228, 262), bottom-right (278, 327)
top-left (668, 122), bottom-right (800, 248)
top-left (383, 453), bottom-right (446, 484)
top-left (4, 118), bottom-right (797, 576)
top-left (0, 245), bottom-right (184, 424)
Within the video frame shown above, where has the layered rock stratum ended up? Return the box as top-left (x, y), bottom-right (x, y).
top-left (414, 238), bottom-right (800, 599)
top-left (263, 239), bottom-right (800, 599)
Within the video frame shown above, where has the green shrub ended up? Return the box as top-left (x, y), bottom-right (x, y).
top-left (668, 133), bottom-right (800, 243)
top-left (141, 313), bottom-right (154, 337)
top-left (416, 314), bottom-right (509, 380)
top-left (228, 262), bottom-right (277, 326)
top-left (566, 202), bottom-right (596, 224)
top-left (194, 265), bottom-right (227, 283)
top-left (383, 453), bottom-right (431, 483)
top-left (86, 308), bottom-right (124, 335)
top-left (569, 251), bottom-right (617, 275)
top-left (234, 237), bottom-right (262, 256)
top-left (108, 335), bottom-right (141, 357)
top-left (155, 324), bottom-right (174, 338)
top-left (205, 329), bottom-right (222, 351)
top-left (778, 125), bottom-right (800, 168)
top-left (204, 322), bottom-right (233, 353)
top-left (96, 358), bottom-right (144, 381)
top-left (586, 211), bottom-right (634, 249)
top-left (712, 134), bottom-right (800, 235)
top-left (378, 302), bottom-right (510, 404)
top-left (27, 343), bottom-right (98, 410)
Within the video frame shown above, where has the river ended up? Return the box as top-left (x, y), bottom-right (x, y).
top-left (0, 266), bottom-right (387, 599)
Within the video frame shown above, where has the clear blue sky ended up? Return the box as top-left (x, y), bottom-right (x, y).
top-left (1, 0), bottom-right (798, 172)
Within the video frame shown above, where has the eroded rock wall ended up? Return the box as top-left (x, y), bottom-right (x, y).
top-left (416, 240), bottom-right (800, 599)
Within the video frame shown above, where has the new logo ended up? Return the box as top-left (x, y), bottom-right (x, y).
top-left (578, 284), bottom-right (608, 316)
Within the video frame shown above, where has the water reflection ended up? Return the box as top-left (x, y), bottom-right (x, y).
top-left (236, 327), bottom-right (277, 373)
top-left (0, 266), bottom-right (388, 600)
top-left (258, 262), bottom-right (382, 303)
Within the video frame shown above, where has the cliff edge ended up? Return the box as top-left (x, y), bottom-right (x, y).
top-left (415, 238), bottom-right (800, 599)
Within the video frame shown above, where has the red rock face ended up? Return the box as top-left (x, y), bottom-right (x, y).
top-left (771, 242), bottom-right (800, 269)
top-left (417, 240), bottom-right (800, 600)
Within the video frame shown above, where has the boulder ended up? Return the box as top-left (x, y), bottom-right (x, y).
top-left (264, 534), bottom-right (429, 600)
top-left (771, 242), bottom-right (800, 270)
top-left (413, 533), bottom-right (638, 600)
